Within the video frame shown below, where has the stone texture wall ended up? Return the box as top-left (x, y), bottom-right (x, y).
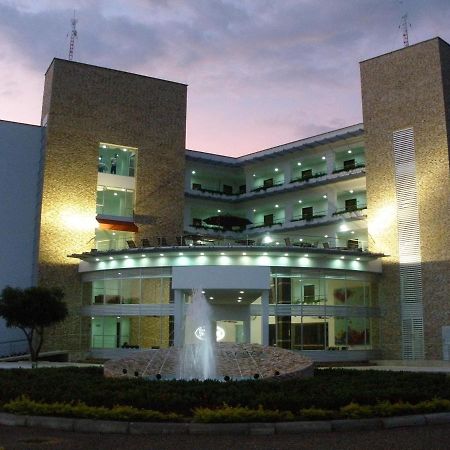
top-left (361, 38), bottom-right (450, 359)
top-left (39, 59), bottom-right (186, 357)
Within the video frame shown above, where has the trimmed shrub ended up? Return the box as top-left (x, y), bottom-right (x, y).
top-left (193, 405), bottom-right (295, 423)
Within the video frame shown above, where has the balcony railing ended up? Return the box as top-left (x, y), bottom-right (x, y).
top-left (290, 172), bottom-right (327, 183)
top-left (92, 233), bottom-right (370, 253)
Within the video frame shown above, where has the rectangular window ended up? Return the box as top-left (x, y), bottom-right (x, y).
top-left (301, 169), bottom-right (313, 180)
top-left (302, 206), bottom-right (313, 220)
top-left (99, 143), bottom-right (136, 177)
top-left (303, 285), bottom-right (315, 304)
top-left (223, 184), bottom-right (233, 195)
top-left (343, 159), bottom-right (356, 170)
top-left (345, 198), bottom-right (357, 211)
top-left (96, 186), bottom-right (134, 218)
top-left (192, 183), bottom-right (202, 190)
top-left (264, 214), bottom-right (274, 226)
top-left (263, 178), bottom-right (274, 188)
top-left (239, 184), bottom-right (246, 194)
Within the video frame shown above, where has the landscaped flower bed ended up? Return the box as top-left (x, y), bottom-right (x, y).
top-left (1, 367), bottom-right (450, 422)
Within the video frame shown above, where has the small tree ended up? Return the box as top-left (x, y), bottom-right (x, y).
top-left (0, 286), bottom-right (68, 366)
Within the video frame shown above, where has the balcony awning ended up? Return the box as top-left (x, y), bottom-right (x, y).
top-left (96, 217), bottom-right (139, 232)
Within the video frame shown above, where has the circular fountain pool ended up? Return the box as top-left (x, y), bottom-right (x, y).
top-left (103, 342), bottom-right (314, 381)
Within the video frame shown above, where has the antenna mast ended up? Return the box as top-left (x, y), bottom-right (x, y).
top-left (68, 11), bottom-right (78, 61)
top-left (400, 13), bottom-right (410, 47)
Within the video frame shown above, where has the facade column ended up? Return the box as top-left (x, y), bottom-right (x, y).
top-left (326, 149), bottom-right (336, 175)
top-left (261, 290), bottom-right (269, 346)
top-left (284, 203), bottom-right (293, 225)
top-left (173, 289), bottom-right (184, 347)
top-left (243, 318), bottom-right (251, 344)
top-left (283, 162), bottom-right (292, 185)
top-left (326, 190), bottom-right (337, 218)
top-left (245, 170), bottom-right (255, 193)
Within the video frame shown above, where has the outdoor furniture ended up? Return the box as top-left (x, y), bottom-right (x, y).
top-left (127, 240), bottom-right (137, 249)
top-left (157, 237), bottom-right (168, 246)
top-left (141, 238), bottom-right (151, 247)
top-left (322, 242), bottom-right (330, 249)
top-left (347, 239), bottom-right (359, 250)
top-left (284, 237), bottom-right (291, 246)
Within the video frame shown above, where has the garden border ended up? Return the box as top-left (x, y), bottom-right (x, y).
top-left (1, 411), bottom-right (450, 435)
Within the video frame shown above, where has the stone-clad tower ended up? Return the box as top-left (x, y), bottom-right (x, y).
top-left (361, 38), bottom-right (450, 359)
top-left (38, 59), bottom-right (187, 356)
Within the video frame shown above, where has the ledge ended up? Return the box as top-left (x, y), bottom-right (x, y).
top-left (1, 411), bottom-right (449, 435)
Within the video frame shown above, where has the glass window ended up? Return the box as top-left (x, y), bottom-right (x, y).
top-left (98, 143), bottom-right (137, 177)
top-left (96, 186), bottom-right (134, 218)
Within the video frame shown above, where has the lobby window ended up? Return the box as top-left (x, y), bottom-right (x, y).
top-left (98, 143), bottom-right (136, 177)
top-left (302, 206), bottom-right (313, 220)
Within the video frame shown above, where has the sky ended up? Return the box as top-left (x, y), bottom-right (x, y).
top-left (0, 0), bottom-right (449, 156)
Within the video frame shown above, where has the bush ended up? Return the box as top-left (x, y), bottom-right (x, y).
top-left (3, 395), bottom-right (182, 422)
top-left (193, 405), bottom-right (295, 423)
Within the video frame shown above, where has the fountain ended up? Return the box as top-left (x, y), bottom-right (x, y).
top-left (104, 289), bottom-right (314, 381)
top-left (178, 289), bottom-right (216, 380)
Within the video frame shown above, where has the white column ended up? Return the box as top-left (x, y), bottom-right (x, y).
top-left (326, 150), bottom-right (336, 175)
top-left (183, 204), bottom-right (191, 229)
top-left (261, 290), bottom-right (269, 346)
top-left (283, 162), bottom-right (292, 185)
top-left (284, 203), bottom-right (293, 224)
top-left (243, 319), bottom-right (251, 344)
top-left (173, 290), bottom-right (184, 347)
top-left (245, 171), bottom-right (254, 192)
top-left (327, 190), bottom-right (337, 217)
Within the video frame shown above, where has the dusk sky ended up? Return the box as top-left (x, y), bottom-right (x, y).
top-left (1, 0), bottom-right (449, 156)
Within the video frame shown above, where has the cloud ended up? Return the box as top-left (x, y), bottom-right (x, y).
top-left (0, 0), bottom-right (449, 154)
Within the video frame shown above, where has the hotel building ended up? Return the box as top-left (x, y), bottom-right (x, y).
top-left (0, 37), bottom-right (449, 362)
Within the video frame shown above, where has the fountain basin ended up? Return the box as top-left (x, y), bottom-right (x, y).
top-left (104, 343), bottom-right (314, 381)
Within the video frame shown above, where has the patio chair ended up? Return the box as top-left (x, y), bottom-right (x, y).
top-left (284, 237), bottom-right (292, 246)
top-left (347, 239), bottom-right (359, 250)
top-left (322, 242), bottom-right (330, 249)
top-left (141, 238), bottom-right (151, 247)
top-left (157, 237), bottom-right (168, 247)
top-left (176, 236), bottom-right (185, 246)
top-left (127, 240), bottom-right (137, 249)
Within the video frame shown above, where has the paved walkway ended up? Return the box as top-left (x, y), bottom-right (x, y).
top-left (2, 423), bottom-right (450, 449)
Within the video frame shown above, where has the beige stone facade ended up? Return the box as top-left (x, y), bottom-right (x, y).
top-left (361, 38), bottom-right (450, 359)
top-left (38, 59), bottom-right (186, 356)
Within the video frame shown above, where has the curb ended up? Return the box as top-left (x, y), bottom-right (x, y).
top-left (1, 411), bottom-right (450, 435)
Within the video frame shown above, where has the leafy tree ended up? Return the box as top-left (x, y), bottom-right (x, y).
top-left (0, 286), bottom-right (68, 366)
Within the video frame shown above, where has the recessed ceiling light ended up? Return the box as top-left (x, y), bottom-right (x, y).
top-left (159, 253), bottom-right (164, 256)
top-left (263, 252), bottom-right (268, 255)
top-left (284, 253), bottom-right (288, 256)
top-left (323, 195), bottom-right (327, 199)
top-left (349, 190), bottom-right (354, 194)
top-left (237, 299), bottom-right (242, 303)
top-left (275, 242), bottom-right (280, 245)
top-left (117, 316), bottom-right (121, 319)
top-left (118, 272), bottom-right (121, 275)
top-left (324, 235), bottom-right (328, 238)
top-left (304, 254), bottom-right (309, 257)
top-left (91, 316), bottom-right (95, 320)
top-left (192, 170), bottom-right (196, 174)
top-left (179, 252), bottom-right (183, 256)
top-left (239, 290), bottom-right (244, 294)
top-left (124, 255), bottom-right (128, 259)
top-left (112, 232), bottom-right (116, 236)
top-left (356, 257), bottom-right (361, 261)
top-left (101, 144), bottom-right (106, 148)
top-left (217, 209), bottom-right (221, 213)
top-left (275, 204), bottom-right (279, 208)
top-left (242, 252), bottom-right (247, 255)
top-left (322, 156), bottom-right (326, 160)
top-left (340, 256), bottom-right (345, 259)
top-left (274, 168), bottom-right (279, 172)
top-left (113, 192), bottom-right (118, 196)
top-left (141, 254), bottom-right (146, 257)
top-left (298, 200), bottom-right (302, 203)
top-left (95, 258), bottom-right (99, 261)
top-left (348, 150), bottom-right (352, 154)
top-left (253, 174), bottom-right (256, 177)
top-left (238, 296), bottom-right (242, 300)
top-left (253, 209), bottom-right (256, 212)
top-left (351, 231), bottom-right (355, 234)
top-left (297, 162), bottom-right (302, 166)
top-left (200, 252), bottom-right (205, 255)
top-left (122, 148), bottom-right (127, 152)
top-left (299, 238), bottom-right (303, 242)
top-left (220, 252), bottom-right (225, 255)
top-left (209, 296), bottom-right (214, 300)
top-left (202, 290), bottom-right (205, 294)
top-left (109, 256), bottom-right (113, 260)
